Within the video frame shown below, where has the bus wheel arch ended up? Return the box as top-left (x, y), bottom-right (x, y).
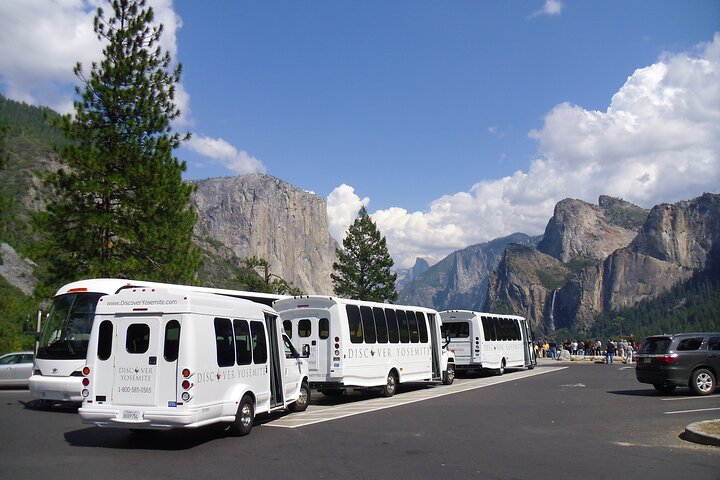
top-left (381, 369), bottom-right (399, 397)
top-left (230, 394), bottom-right (255, 436)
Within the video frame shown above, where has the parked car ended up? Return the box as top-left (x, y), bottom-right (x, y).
top-left (635, 332), bottom-right (720, 395)
top-left (0, 351), bottom-right (34, 388)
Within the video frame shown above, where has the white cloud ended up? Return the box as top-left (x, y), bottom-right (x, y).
top-left (327, 185), bottom-right (370, 243)
top-left (329, 34), bottom-right (720, 269)
top-left (0, 0), bottom-right (185, 115)
top-left (531, 0), bottom-right (564, 18)
top-left (185, 135), bottom-right (266, 175)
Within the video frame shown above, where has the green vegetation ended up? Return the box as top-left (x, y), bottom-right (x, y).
top-left (332, 206), bottom-right (398, 302)
top-left (35, 0), bottom-right (201, 286)
top-left (588, 268), bottom-right (720, 340)
top-left (537, 265), bottom-right (570, 291)
top-left (0, 277), bottom-right (37, 353)
top-left (601, 196), bottom-right (649, 230)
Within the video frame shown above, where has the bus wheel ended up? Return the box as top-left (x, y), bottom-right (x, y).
top-left (442, 365), bottom-right (455, 385)
top-left (289, 381), bottom-right (310, 412)
top-left (230, 395), bottom-right (254, 436)
top-left (381, 371), bottom-right (398, 397)
top-left (496, 359), bottom-right (506, 376)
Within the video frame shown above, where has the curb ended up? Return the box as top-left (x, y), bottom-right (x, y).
top-left (684, 420), bottom-right (720, 447)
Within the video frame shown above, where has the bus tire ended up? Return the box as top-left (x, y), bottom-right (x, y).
top-left (230, 395), bottom-right (254, 436)
top-left (442, 365), bottom-right (455, 385)
top-left (289, 381), bottom-right (310, 412)
top-left (381, 371), bottom-right (398, 397)
top-left (496, 359), bottom-right (506, 376)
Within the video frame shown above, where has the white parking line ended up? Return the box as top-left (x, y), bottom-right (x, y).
top-left (665, 407), bottom-right (720, 415)
top-left (265, 367), bottom-right (566, 429)
top-left (662, 395), bottom-right (720, 401)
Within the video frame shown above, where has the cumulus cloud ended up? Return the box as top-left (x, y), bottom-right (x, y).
top-left (531, 0), bottom-right (564, 18)
top-left (0, 0), bottom-right (184, 115)
top-left (185, 135), bottom-right (266, 175)
top-left (329, 34), bottom-right (720, 269)
top-left (327, 185), bottom-right (370, 243)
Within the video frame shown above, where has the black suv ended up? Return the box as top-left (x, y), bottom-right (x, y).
top-left (635, 332), bottom-right (720, 395)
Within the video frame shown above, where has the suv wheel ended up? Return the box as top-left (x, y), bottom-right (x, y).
top-left (689, 368), bottom-right (716, 396)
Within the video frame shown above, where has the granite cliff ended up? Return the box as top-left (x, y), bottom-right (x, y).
top-left (486, 194), bottom-right (720, 336)
top-left (192, 174), bottom-right (338, 295)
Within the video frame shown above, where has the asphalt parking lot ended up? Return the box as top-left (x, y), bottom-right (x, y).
top-left (1, 362), bottom-right (718, 480)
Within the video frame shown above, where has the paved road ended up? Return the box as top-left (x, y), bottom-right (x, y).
top-left (1, 363), bottom-right (718, 479)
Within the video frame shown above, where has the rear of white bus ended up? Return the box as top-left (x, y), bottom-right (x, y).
top-left (274, 297), bottom-right (342, 391)
top-left (439, 311), bottom-right (480, 372)
top-left (78, 289), bottom-right (200, 429)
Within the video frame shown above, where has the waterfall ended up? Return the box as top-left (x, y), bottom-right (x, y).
top-left (548, 290), bottom-right (557, 331)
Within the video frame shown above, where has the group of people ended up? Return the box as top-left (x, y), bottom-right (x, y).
top-left (536, 338), bottom-right (639, 363)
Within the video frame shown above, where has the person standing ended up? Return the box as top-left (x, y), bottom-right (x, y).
top-left (606, 340), bottom-right (616, 364)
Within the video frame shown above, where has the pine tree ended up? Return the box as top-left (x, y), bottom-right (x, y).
top-left (36, 0), bottom-right (201, 285)
top-left (331, 206), bottom-right (398, 302)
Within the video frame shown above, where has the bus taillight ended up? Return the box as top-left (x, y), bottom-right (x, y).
top-left (181, 369), bottom-right (193, 402)
top-left (81, 367), bottom-right (90, 399)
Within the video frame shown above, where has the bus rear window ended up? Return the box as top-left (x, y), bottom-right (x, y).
top-left (164, 320), bottom-right (181, 362)
top-left (126, 324), bottom-right (150, 354)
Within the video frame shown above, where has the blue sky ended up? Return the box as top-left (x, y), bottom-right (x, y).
top-left (1, 1), bottom-right (719, 268)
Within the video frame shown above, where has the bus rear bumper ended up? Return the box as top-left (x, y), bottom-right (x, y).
top-left (79, 406), bottom-right (232, 430)
top-left (29, 375), bottom-right (84, 403)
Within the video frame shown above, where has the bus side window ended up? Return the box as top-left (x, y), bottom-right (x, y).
top-left (417, 312), bottom-right (429, 343)
top-left (406, 311), bottom-right (419, 343)
top-left (346, 305), bottom-right (364, 344)
top-left (386, 308), bottom-right (399, 343)
top-left (373, 307), bottom-right (388, 343)
top-left (214, 318), bottom-right (235, 367)
top-left (482, 316), bottom-right (493, 341)
top-left (360, 306), bottom-right (376, 344)
top-left (396, 310), bottom-right (410, 343)
top-left (250, 321), bottom-right (268, 364)
top-left (163, 320), bottom-right (181, 362)
top-left (97, 320), bottom-right (113, 361)
top-left (234, 319), bottom-right (252, 365)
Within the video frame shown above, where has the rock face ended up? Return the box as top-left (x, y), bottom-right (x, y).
top-left (487, 193), bottom-right (720, 336)
top-left (399, 233), bottom-right (540, 311)
top-left (192, 174), bottom-right (338, 295)
top-left (602, 193), bottom-right (720, 311)
top-left (0, 243), bottom-right (38, 295)
top-left (537, 196), bottom-right (644, 263)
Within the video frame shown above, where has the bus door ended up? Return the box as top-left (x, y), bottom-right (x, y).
top-left (427, 314), bottom-right (441, 380)
top-left (112, 316), bottom-right (175, 408)
top-left (296, 316), bottom-right (330, 379)
top-left (264, 313), bottom-right (284, 409)
top-left (521, 320), bottom-right (536, 367)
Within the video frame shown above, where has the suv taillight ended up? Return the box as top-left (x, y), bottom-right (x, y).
top-left (655, 354), bottom-right (678, 365)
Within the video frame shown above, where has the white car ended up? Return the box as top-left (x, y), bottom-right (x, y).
top-left (0, 351), bottom-right (34, 387)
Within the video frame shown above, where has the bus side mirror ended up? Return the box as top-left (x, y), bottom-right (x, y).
top-left (302, 344), bottom-right (310, 358)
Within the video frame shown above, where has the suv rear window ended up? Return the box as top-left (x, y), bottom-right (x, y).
top-left (640, 337), bottom-right (671, 354)
top-left (676, 337), bottom-right (704, 351)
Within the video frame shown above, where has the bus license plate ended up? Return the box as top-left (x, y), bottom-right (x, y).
top-left (122, 410), bottom-right (141, 421)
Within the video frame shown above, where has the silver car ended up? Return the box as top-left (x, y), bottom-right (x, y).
top-left (0, 351), bottom-right (34, 387)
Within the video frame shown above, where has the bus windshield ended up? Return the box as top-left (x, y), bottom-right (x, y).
top-left (36, 293), bottom-right (104, 360)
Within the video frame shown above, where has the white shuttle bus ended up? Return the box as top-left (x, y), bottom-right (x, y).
top-left (439, 310), bottom-right (536, 374)
top-left (274, 296), bottom-right (455, 397)
top-left (30, 278), bottom-right (286, 405)
top-left (78, 286), bottom-right (308, 435)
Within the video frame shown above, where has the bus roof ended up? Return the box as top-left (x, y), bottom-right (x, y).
top-left (53, 278), bottom-right (289, 306)
top-left (439, 310), bottom-right (525, 320)
top-left (274, 295), bottom-right (439, 314)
